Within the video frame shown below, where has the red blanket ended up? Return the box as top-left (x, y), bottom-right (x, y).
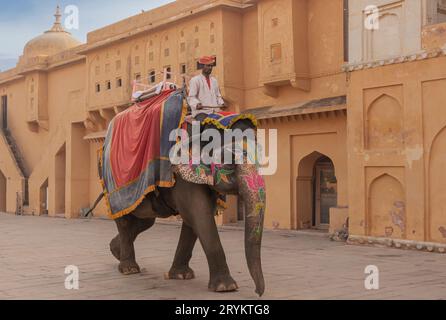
top-left (110, 90), bottom-right (174, 188)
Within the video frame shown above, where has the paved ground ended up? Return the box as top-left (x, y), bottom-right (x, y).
top-left (0, 213), bottom-right (445, 300)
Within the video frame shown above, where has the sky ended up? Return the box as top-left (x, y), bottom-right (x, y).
top-left (0, 0), bottom-right (174, 71)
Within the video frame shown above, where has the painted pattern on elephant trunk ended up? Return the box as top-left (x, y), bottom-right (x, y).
top-left (237, 164), bottom-right (266, 297)
top-left (239, 166), bottom-right (266, 240)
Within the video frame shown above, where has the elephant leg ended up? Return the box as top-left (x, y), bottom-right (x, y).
top-left (110, 216), bottom-right (156, 261)
top-left (112, 214), bottom-right (155, 275)
top-left (174, 180), bottom-right (238, 293)
top-left (165, 222), bottom-right (197, 280)
top-left (109, 235), bottom-right (121, 261)
top-left (194, 213), bottom-right (238, 292)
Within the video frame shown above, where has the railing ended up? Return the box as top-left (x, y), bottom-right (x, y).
top-left (0, 128), bottom-right (29, 206)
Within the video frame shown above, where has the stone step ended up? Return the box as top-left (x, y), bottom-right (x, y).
top-left (1, 129), bottom-right (29, 207)
top-left (3, 130), bottom-right (27, 177)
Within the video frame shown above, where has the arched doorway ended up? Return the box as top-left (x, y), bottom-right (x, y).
top-left (429, 127), bottom-right (446, 243)
top-left (0, 170), bottom-right (6, 212)
top-left (297, 153), bottom-right (338, 230)
top-left (368, 174), bottom-right (405, 238)
top-left (314, 156), bottom-right (337, 229)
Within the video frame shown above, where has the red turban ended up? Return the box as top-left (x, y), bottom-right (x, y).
top-left (198, 56), bottom-right (216, 66)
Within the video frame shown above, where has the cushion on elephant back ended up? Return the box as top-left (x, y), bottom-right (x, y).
top-left (199, 112), bottom-right (258, 130)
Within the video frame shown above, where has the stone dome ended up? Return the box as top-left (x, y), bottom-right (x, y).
top-left (23, 6), bottom-right (81, 59)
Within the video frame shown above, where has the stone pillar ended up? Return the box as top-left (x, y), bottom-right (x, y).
top-left (66, 123), bottom-right (90, 219)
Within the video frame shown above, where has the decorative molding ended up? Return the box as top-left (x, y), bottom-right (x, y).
top-left (348, 235), bottom-right (446, 254)
top-left (79, 0), bottom-right (253, 55)
top-left (257, 108), bottom-right (346, 125)
top-left (344, 47), bottom-right (446, 72)
top-left (83, 130), bottom-right (107, 143)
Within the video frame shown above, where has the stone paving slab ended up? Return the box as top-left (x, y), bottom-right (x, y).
top-left (0, 213), bottom-right (445, 300)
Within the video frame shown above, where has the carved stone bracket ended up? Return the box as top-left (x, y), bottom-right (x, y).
top-left (87, 111), bottom-right (107, 131)
top-left (83, 119), bottom-right (97, 131)
top-left (99, 108), bottom-right (116, 123)
top-left (37, 120), bottom-right (49, 131)
top-left (262, 85), bottom-right (278, 98)
top-left (290, 78), bottom-right (311, 92)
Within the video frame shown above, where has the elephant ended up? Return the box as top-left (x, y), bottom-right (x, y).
top-left (102, 118), bottom-right (266, 296)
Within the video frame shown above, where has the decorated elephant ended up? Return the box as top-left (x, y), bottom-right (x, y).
top-left (91, 90), bottom-right (266, 296)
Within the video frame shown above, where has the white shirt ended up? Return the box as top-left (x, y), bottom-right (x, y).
top-left (187, 74), bottom-right (225, 117)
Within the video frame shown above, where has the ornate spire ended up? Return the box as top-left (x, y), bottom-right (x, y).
top-left (47, 5), bottom-right (66, 33)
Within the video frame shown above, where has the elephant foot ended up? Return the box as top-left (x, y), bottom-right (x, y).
top-left (209, 274), bottom-right (239, 293)
top-left (110, 236), bottom-right (121, 261)
top-left (165, 266), bottom-right (196, 280)
top-left (119, 261), bottom-right (141, 275)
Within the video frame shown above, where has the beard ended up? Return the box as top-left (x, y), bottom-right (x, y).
top-left (203, 68), bottom-right (213, 76)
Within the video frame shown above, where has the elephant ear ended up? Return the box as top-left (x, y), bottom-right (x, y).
top-left (215, 167), bottom-right (235, 186)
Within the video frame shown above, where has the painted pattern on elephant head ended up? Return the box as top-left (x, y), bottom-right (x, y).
top-left (174, 162), bottom-right (236, 188)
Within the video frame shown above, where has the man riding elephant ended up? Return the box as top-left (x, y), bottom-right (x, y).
top-left (91, 62), bottom-right (266, 297)
top-left (188, 55), bottom-right (227, 121)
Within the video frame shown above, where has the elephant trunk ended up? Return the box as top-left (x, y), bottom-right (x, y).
top-left (237, 164), bottom-right (266, 297)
